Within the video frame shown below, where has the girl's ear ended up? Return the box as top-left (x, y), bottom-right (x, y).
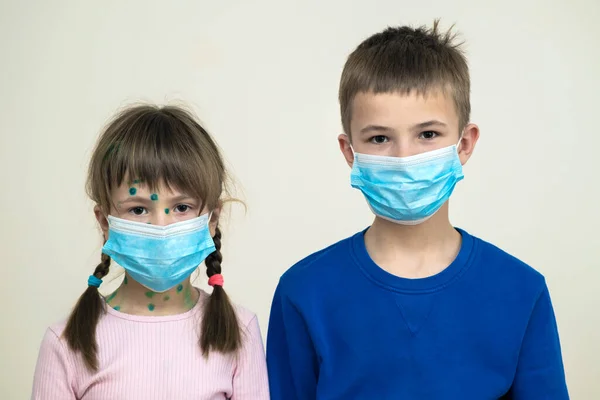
top-left (209, 203), bottom-right (222, 237)
top-left (94, 205), bottom-right (109, 241)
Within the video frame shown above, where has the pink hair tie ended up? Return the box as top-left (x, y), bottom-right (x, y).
top-left (208, 274), bottom-right (224, 287)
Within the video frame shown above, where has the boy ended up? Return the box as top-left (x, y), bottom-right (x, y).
top-left (266, 21), bottom-right (569, 399)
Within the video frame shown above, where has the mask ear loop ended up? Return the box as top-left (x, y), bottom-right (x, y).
top-left (205, 210), bottom-right (214, 225)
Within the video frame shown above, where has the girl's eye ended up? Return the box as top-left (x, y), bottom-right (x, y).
top-left (370, 135), bottom-right (389, 144)
top-left (419, 131), bottom-right (438, 140)
top-left (175, 204), bottom-right (191, 213)
top-left (129, 207), bottom-right (147, 216)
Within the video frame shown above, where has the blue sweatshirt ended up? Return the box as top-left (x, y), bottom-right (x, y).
top-left (266, 228), bottom-right (568, 399)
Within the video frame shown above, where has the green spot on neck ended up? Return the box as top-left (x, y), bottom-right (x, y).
top-left (106, 290), bottom-right (118, 304)
top-left (164, 208), bottom-right (170, 214)
top-left (145, 291), bottom-right (155, 298)
top-left (176, 284), bottom-right (183, 293)
top-left (148, 303), bottom-right (155, 311)
top-left (184, 285), bottom-right (194, 309)
top-left (113, 305), bottom-right (121, 311)
top-left (150, 193), bottom-right (158, 201)
top-left (123, 276), bottom-right (128, 285)
top-left (129, 187), bottom-right (137, 195)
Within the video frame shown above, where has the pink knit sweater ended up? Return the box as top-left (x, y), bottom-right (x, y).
top-left (31, 290), bottom-right (270, 399)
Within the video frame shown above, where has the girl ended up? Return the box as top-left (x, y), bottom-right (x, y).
top-left (31, 104), bottom-right (270, 399)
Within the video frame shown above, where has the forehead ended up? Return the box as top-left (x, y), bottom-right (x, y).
top-left (350, 90), bottom-right (459, 133)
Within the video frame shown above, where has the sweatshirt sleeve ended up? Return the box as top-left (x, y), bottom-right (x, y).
top-left (231, 315), bottom-right (270, 399)
top-left (510, 283), bottom-right (569, 399)
top-left (266, 283), bottom-right (319, 400)
top-left (31, 328), bottom-right (77, 400)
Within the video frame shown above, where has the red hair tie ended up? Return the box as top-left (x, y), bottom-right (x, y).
top-left (208, 274), bottom-right (224, 287)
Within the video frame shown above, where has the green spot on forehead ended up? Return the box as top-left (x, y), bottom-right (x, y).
top-left (150, 193), bottom-right (158, 201)
top-left (164, 208), bottom-right (170, 214)
top-left (129, 187), bottom-right (137, 195)
top-left (103, 142), bottom-right (121, 161)
top-left (148, 303), bottom-right (155, 311)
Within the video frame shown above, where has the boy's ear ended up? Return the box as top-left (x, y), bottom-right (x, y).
top-left (94, 205), bottom-right (109, 241)
top-left (209, 204), bottom-right (222, 237)
top-left (338, 133), bottom-right (354, 167)
top-left (458, 123), bottom-right (480, 165)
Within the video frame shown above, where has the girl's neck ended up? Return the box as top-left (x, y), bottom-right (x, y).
top-left (105, 274), bottom-right (199, 316)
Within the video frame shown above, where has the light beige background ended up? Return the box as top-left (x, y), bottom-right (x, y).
top-left (1, 0), bottom-right (598, 398)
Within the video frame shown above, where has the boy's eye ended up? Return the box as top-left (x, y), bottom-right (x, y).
top-left (129, 207), bottom-right (147, 216)
top-left (419, 131), bottom-right (438, 140)
top-left (175, 204), bottom-right (191, 213)
top-left (370, 135), bottom-right (389, 144)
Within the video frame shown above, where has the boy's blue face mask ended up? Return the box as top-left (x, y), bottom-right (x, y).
top-left (350, 142), bottom-right (464, 225)
top-left (102, 213), bottom-right (216, 292)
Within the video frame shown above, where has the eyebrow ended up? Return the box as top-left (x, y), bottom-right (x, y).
top-left (412, 120), bottom-right (447, 130)
top-left (359, 120), bottom-right (447, 135)
top-left (117, 196), bottom-right (152, 206)
top-left (118, 195), bottom-right (197, 205)
top-left (359, 125), bottom-right (394, 135)
top-left (169, 195), bottom-right (197, 204)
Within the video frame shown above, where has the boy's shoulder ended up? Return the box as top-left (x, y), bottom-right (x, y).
top-left (472, 230), bottom-right (545, 281)
top-left (278, 230), bottom-right (362, 290)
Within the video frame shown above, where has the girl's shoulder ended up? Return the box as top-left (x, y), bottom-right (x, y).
top-left (197, 288), bottom-right (259, 329)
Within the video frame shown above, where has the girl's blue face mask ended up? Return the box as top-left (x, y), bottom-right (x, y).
top-left (350, 142), bottom-right (464, 225)
top-left (102, 213), bottom-right (215, 292)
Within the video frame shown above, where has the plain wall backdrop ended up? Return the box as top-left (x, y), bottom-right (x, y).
top-left (1, 0), bottom-right (598, 398)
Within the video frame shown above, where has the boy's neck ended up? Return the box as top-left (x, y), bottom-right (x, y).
top-left (104, 274), bottom-right (199, 316)
top-left (364, 203), bottom-right (462, 279)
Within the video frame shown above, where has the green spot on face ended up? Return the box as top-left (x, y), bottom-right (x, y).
top-left (123, 276), bottom-right (128, 285)
top-left (150, 193), bottom-right (158, 201)
top-left (163, 295), bottom-right (170, 301)
top-left (106, 290), bottom-right (118, 304)
top-left (176, 284), bottom-right (183, 293)
top-left (133, 179), bottom-right (141, 184)
top-left (148, 303), bottom-right (155, 311)
top-left (145, 291), bottom-right (155, 298)
top-left (164, 208), bottom-right (170, 214)
top-left (113, 306), bottom-right (121, 311)
top-left (129, 187), bottom-right (137, 195)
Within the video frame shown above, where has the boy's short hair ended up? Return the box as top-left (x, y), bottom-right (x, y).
top-left (339, 20), bottom-right (470, 136)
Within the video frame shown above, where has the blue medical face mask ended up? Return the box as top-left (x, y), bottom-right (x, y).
top-left (350, 142), bottom-right (464, 225)
top-left (102, 213), bottom-right (216, 292)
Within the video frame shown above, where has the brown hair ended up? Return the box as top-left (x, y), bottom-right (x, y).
top-left (339, 19), bottom-right (470, 137)
top-left (64, 104), bottom-right (242, 371)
